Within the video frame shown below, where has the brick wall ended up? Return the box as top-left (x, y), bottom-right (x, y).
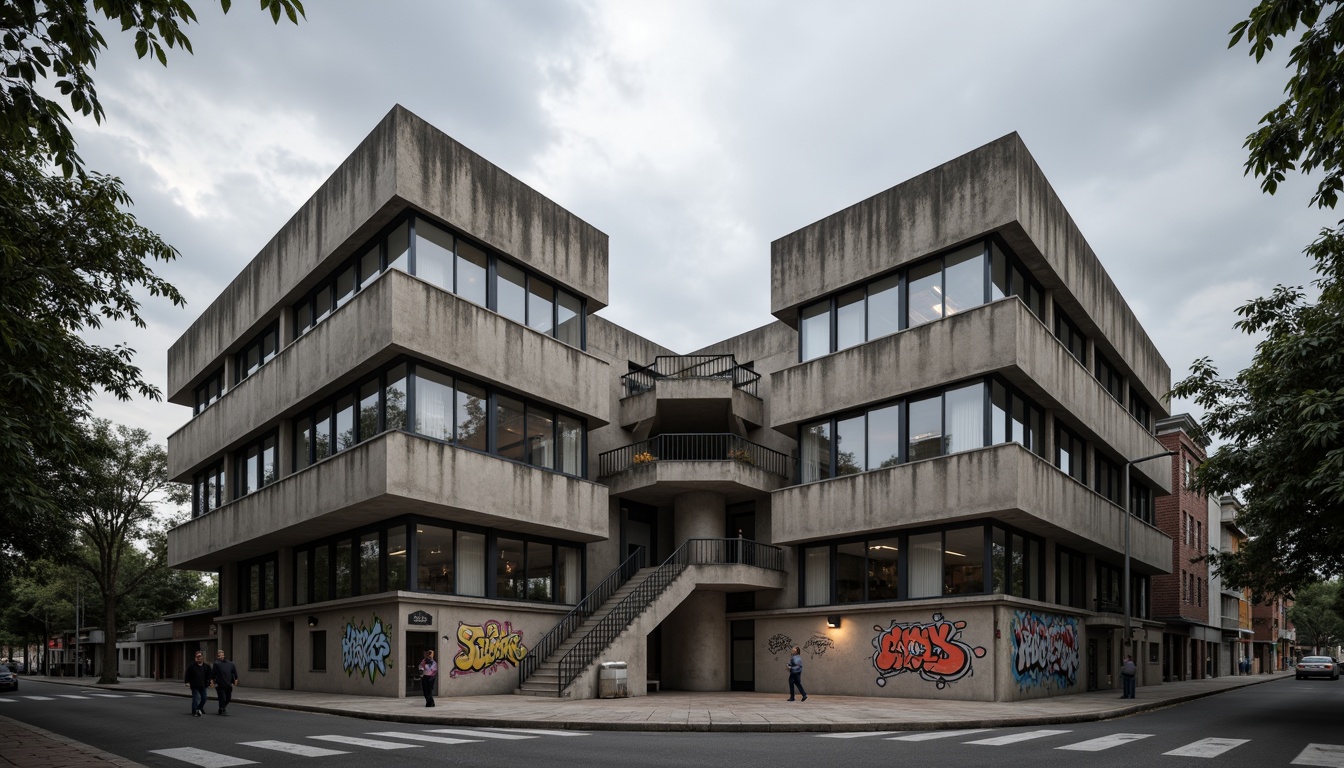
top-left (1152, 429), bottom-right (1210, 623)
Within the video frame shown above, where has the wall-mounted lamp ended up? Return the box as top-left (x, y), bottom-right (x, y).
top-left (307, 616), bottom-right (319, 628)
top-left (826, 615), bottom-right (842, 629)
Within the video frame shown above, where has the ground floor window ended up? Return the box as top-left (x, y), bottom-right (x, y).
top-left (248, 635), bottom-right (269, 671)
top-left (800, 521), bottom-right (1033, 606)
top-left (310, 631), bottom-right (326, 672)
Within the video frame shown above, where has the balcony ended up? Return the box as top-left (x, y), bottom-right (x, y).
top-left (619, 356), bottom-right (763, 432)
top-left (598, 433), bottom-right (792, 504)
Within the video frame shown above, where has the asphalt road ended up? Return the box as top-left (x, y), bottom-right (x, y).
top-left (2, 676), bottom-right (1341, 767)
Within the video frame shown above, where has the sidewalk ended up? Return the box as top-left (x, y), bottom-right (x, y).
top-left (1, 671), bottom-right (1291, 767)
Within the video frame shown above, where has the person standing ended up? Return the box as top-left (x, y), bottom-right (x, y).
top-left (786, 646), bottom-right (808, 702)
top-left (184, 651), bottom-right (211, 717)
top-left (211, 649), bottom-right (239, 716)
top-left (418, 649), bottom-right (438, 708)
top-left (1121, 654), bottom-right (1137, 699)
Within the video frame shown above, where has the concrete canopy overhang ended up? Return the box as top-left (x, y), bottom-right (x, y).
top-left (618, 379), bottom-right (764, 432)
top-left (167, 430), bottom-right (608, 571)
top-left (769, 442), bottom-right (1172, 574)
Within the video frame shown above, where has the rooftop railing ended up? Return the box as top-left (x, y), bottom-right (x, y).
top-left (622, 355), bottom-right (760, 398)
top-left (597, 433), bottom-right (792, 479)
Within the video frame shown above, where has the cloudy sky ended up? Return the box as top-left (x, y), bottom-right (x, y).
top-left (69, 0), bottom-right (1331, 446)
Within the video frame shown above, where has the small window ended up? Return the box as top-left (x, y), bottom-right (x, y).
top-left (249, 635), bottom-right (269, 671)
top-left (311, 630), bottom-right (326, 672)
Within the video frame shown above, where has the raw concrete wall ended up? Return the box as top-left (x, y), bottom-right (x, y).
top-left (769, 133), bottom-right (1168, 419)
top-left (168, 430), bottom-right (608, 571)
top-left (169, 105), bottom-right (608, 404)
top-left (769, 442), bottom-right (1172, 574)
top-left (169, 270), bottom-right (611, 480)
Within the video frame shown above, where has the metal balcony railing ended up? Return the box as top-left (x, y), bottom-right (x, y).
top-left (518, 547), bottom-right (646, 689)
top-left (622, 355), bottom-right (760, 398)
top-left (597, 433), bottom-right (792, 479)
top-left (550, 538), bottom-right (784, 696)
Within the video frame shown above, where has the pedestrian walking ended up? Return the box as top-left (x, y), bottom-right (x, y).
top-left (184, 651), bottom-right (211, 717)
top-left (211, 649), bottom-right (239, 716)
top-left (786, 645), bottom-right (808, 702)
top-left (418, 649), bottom-right (438, 707)
top-left (1121, 654), bottom-right (1137, 699)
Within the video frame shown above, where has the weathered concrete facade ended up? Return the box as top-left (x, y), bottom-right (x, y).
top-left (167, 111), bottom-right (1174, 703)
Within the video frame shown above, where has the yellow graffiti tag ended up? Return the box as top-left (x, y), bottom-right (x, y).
top-left (451, 619), bottom-right (528, 675)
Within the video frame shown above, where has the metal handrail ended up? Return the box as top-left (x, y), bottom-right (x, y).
top-left (552, 538), bottom-right (785, 695)
top-left (518, 547), bottom-right (647, 688)
top-left (597, 433), bottom-right (792, 479)
top-left (622, 355), bottom-right (761, 397)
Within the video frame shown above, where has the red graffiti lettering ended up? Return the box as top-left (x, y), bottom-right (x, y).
top-left (872, 613), bottom-right (986, 689)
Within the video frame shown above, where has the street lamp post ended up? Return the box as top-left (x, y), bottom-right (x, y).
top-left (1122, 450), bottom-right (1177, 653)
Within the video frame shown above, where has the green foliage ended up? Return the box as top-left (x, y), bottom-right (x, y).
top-left (0, 0), bottom-right (304, 597)
top-left (66, 420), bottom-right (187, 683)
top-left (1, 0), bottom-right (306, 174)
top-left (1173, 0), bottom-right (1344, 597)
top-left (1288, 580), bottom-right (1344, 651)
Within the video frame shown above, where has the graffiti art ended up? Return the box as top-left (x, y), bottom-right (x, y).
top-left (341, 615), bottom-right (392, 683)
top-left (765, 633), bottom-right (793, 657)
top-left (1009, 610), bottom-right (1079, 690)
top-left (803, 635), bottom-right (834, 657)
top-left (449, 619), bottom-right (528, 677)
top-left (871, 613), bottom-right (987, 689)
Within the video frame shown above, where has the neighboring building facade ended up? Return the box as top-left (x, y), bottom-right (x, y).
top-left (1209, 494), bottom-right (1254, 676)
top-left (1153, 415), bottom-right (1220, 680)
top-left (166, 106), bottom-right (1174, 703)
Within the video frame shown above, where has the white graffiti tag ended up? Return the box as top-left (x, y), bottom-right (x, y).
top-left (342, 616), bottom-right (392, 682)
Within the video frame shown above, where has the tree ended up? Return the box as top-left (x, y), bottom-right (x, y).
top-left (0, 0), bottom-right (304, 595)
top-left (1171, 0), bottom-right (1344, 597)
top-left (1288, 580), bottom-right (1344, 654)
top-left (65, 420), bottom-right (187, 684)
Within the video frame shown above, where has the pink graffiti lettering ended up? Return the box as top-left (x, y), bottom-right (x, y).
top-left (871, 613), bottom-right (986, 689)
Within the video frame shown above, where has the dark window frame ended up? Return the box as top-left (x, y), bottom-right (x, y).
top-left (191, 461), bottom-right (225, 518)
top-left (233, 430), bottom-right (279, 499)
top-left (235, 322), bottom-right (280, 385)
top-left (193, 367), bottom-right (226, 416)
top-left (237, 552), bottom-right (278, 613)
top-left (248, 634), bottom-right (270, 671)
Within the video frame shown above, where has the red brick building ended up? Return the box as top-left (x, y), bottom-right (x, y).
top-left (1153, 415), bottom-right (1219, 680)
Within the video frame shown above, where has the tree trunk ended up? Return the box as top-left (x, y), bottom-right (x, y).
top-left (99, 596), bottom-right (118, 684)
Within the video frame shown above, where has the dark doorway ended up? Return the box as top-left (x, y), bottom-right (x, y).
top-left (406, 631), bottom-right (437, 697)
top-left (730, 620), bottom-right (754, 691)
top-left (622, 502), bottom-right (658, 565)
top-left (1086, 639), bottom-right (1098, 691)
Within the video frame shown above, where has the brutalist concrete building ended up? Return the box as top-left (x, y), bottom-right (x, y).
top-left (166, 106), bottom-right (1173, 703)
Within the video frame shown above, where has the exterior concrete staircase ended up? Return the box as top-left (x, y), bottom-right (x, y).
top-left (516, 567), bottom-right (659, 697)
top-left (516, 538), bottom-right (785, 698)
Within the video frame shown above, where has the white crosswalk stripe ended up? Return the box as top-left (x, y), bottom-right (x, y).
top-left (475, 727), bottom-right (589, 737)
top-left (1056, 732), bottom-right (1152, 751)
top-left (57, 694), bottom-right (91, 699)
top-left (817, 731), bottom-right (897, 738)
top-left (148, 747), bottom-right (256, 767)
top-left (366, 731), bottom-right (482, 745)
top-left (428, 728), bottom-right (538, 740)
top-left (1293, 743), bottom-right (1344, 767)
top-left (86, 693), bottom-right (124, 698)
top-left (1164, 738), bottom-right (1250, 758)
top-left (966, 729), bottom-right (1071, 746)
top-left (888, 729), bottom-right (993, 741)
top-left (20, 695), bottom-right (54, 700)
top-left (308, 735), bottom-right (422, 750)
top-left (0, 698), bottom-right (16, 702)
top-left (238, 740), bottom-right (348, 757)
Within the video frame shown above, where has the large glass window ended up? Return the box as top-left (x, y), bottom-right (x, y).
top-left (415, 218), bottom-right (454, 291)
top-left (803, 546), bottom-right (831, 606)
top-left (1096, 352), bottom-right (1124, 401)
top-left (1056, 424), bottom-right (1087, 483)
top-left (556, 290), bottom-right (583, 347)
top-left (867, 404), bottom-right (901, 469)
top-left (236, 323), bottom-right (279, 384)
top-left (191, 462), bottom-right (225, 518)
top-left (1055, 308), bottom-right (1087, 364)
top-left (800, 421), bottom-right (831, 482)
top-left (457, 531), bottom-right (486, 597)
top-left (359, 532), bottom-right (380, 595)
top-left (455, 381), bottom-right (489, 452)
top-left (906, 260), bottom-right (942, 327)
top-left (496, 537), bottom-right (525, 599)
top-left (1095, 453), bottom-right (1122, 503)
top-left (907, 394), bottom-right (943, 461)
top-left (944, 382), bottom-right (984, 454)
top-left (835, 289), bottom-right (865, 351)
top-left (496, 261), bottom-right (527, 325)
top-left (387, 525), bottom-right (408, 591)
top-left (800, 301), bottom-right (831, 362)
top-left (495, 394), bottom-right (526, 462)
top-left (456, 241), bottom-right (488, 306)
top-left (193, 368), bottom-right (225, 416)
top-left (528, 280), bottom-right (556, 335)
top-left (942, 243), bottom-right (985, 315)
top-left (358, 380), bottom-right (379, 444)
top-left (417, 524), bottom-right (454, 594)
top-left (834, 415), bottom-right (865, 476)
top-left (415, 368), bottom-right (454, 442)
top-left (867, 538), bottom-right (900, 601)
top-left (1056, 547), bottom-right (1086, 609)
top-left (944, 527), bottom-right (984, 595)
top-left (867, 274), bottom-right (900, 340)
top-left (335, 393), bottom-right (355, 451)
top-left (235, 433), bottom-right (278, 499)
top-left (526, 404), bottom-right (555, 468)
top-left (384, 365), bottom-right (408, 432)
top-left (835, 541), bottom-right (865, 603)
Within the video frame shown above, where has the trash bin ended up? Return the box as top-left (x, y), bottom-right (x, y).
top-left (598, 661), bottom-right (628, 699)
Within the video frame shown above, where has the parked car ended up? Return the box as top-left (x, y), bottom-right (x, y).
top-left (1295, 656), bottom-right (1340, 680)
top-left (0, 668), bottom-right (17, 692)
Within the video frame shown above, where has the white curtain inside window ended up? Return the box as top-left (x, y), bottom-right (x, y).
top-left (804, 547), bottom-right (830, 606)
top-left (945, 382), bottom-right (985, 454)
top-left (457, 531), bottom-right (485, 596)
top-left (800, 423), bottom-right (828, 482)
top-left (908, 533), bottom-right (943, 598)
top-left (414, 371), bottom-right (453, 441)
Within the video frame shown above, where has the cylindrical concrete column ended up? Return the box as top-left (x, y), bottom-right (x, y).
top-left (661, 590), bottom-right (728, 691)
top-left (673, 491), bottom-right (726, 546)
